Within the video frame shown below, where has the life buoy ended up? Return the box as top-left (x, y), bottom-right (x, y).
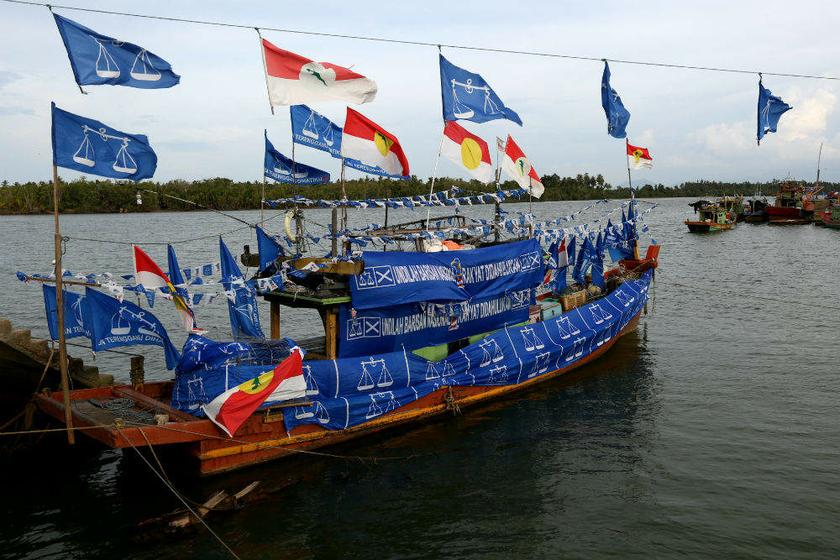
top-left (284, 210), bottom-right (297, 242)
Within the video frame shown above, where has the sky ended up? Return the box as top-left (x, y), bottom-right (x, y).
top-left (0, 0), bottom-right (838, 188)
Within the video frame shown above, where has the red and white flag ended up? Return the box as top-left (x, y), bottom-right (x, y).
top-left (260, 39), bottom-right (377, 107)
top-left (501, 135), bottom-right (544, 198)
top-left (341, 108), bottom-right (410, 177)
top-left (627, 142), bottom-right (653, 169)
top-left (132, 245), bottom-right (199, 333)
top-left (440, 122), bottom-right (494, 183)
top-left (556, 237), bottom-right (569, 268)
top-left (202, 347), bottom-right (306, 437)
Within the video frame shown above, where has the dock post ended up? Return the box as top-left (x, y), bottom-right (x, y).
top-left (130, 356), bottom-right (145, 390)
top-left (52, 164), bottom-right (74, 444)
top-left (270, 300), bottom-right (281, 339)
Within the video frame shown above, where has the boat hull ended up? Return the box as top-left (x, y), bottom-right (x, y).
top-left (685, 220), bottom-right (734, 233)
top-left (36, 311), bottom-right (645, 476)
top-left (766, 206), bottom-right (802, 219)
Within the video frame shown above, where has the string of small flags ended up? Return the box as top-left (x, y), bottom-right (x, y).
top-left (265, 187), bottom-right (527, 210)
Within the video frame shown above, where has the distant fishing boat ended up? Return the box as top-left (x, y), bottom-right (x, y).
top-left (718, 195), bottom-right (746, 222)
top-left (765, 180), bottom-right (826, 225)
top-left (819, 198), bottom-right (840, 229)
top-left (685, 200), bottom-right (736, 232)
top-left (744, 195), bottom-right (769, 223)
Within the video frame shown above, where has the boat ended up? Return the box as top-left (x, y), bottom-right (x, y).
top-left (766, 181), bottom-right (814, 224)
top-left (718, 195), bottom-right (746, 222)
top-left (743, 195), bottom-right (769, 223)
top-left (685, 200), bottom-right (736, 232)
top-left (820, 200), bottom-right (840, 229)
top-left (34, 197), bottom-right (660, 476)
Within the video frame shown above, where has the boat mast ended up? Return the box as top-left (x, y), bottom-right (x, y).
top-left (815, 142), bottom-right (823, 193)
top-left (51, 164), bottom-right (75, 444)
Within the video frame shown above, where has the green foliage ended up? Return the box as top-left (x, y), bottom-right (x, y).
top-left (0, 175), bottom-right (833, 214)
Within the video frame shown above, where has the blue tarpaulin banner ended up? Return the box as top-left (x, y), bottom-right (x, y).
top-left (757, 79), bottom-right (793, 145)
top-left (601, 61), bottom-right (631, 139)
top-left (83, 287), bottom-right (179, 369)
top-left (171, 334), bottom-right (294, 415)
top-left (338, 288), bottom-right (532, 357)
top-left (439, 55), bottom-right (522, 125)
top-left (43, 284), bottom-right (90, 341)
top-left (53, 13), bottom-right (179, 89)
top-left (290, 104), bottom-right (406, 178)
top-left (220, 238), bottom-right (265, 339)
top-left (170, 272), bottom-right (652, 426)
top-left (350, 239), bottom-right (544, 310)
top-left (264, 131), bottom-right (330, 185)
top-left (52, 103), bottom-right (157, 181)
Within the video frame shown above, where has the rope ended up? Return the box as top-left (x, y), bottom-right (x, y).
top-left (65, 210), bottom-right (287, 246)
top-left (141, 190), bottom-right (255, 228)
top-left (123, 420), bottom-right (425, 463)
top-left (2, 0), bottom-right (837, 81)
top-left (0, 423), bottom-right (118, 436)
top-left (115, 426), bottom-right (242, 560)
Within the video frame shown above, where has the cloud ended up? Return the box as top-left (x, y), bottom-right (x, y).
top-left (782, 88), bottom-right (836, 141)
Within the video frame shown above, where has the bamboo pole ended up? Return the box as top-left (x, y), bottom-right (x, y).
top-left (52, 164), bottom-right (75, 445)
top-left (625, 139), bottom-right (640, 260)
top-left (424, 132), bottom-right (445, 232)
top-left (255, 28), bottom-right (275, 115)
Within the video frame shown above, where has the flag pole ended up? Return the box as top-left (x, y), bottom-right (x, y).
top-left (625, 138), bottom-right (640, 259)
top-left (339, 157), bottom-right (348, 248)
top-left (52, 164), bottom-right (75, 445)
top-left (424, 131), bottom-right (445, 232)
top-left (493, 137), bottom-right (502, 242)
top-left (255, 28), bottom-right (275, 116)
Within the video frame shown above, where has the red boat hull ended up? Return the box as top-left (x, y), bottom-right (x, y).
top-left (766, 206), bottom-right (801, 219)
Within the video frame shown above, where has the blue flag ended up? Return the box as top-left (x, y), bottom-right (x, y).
top-left (43, 284), bottom-right (90, 341)
top-left (52, 103), bottom-right (157, 181)
top-left (592, 233), bottom-right (606, 290)
top-left (290, 105), bottom-right (407, 178)
top-left (255, 226), bottom-right (284, 274)
top-left (220, 238), bottom-right (265, 339)
top-left (83, 287), bottom-right (180, 369)
top-left (439, 55), bottom-right (522, 126)
top-left (573, 235), bottom-right (596, 286)
top-left (264, 131), bottom-right (330, 185)
top-left (757, 79), bottom-right (792, 145)
top-left (601, 61), bottom-right (631, 139)
top-left (166, 243), bottom-right (194, 311)
top-left (53, 13), bottom-right (179, 89)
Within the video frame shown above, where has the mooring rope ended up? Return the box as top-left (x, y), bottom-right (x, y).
top-left (115, 426), bottom-right (242, 560)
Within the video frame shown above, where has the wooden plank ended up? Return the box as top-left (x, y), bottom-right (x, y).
top-left (270, 300), bottom-right (280, 339)
top-left (113, 387), bottom-right (196, 423)
top-left (324, 308), bottom-right (338, 359)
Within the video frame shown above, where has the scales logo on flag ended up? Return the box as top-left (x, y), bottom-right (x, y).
top-left (51, 103), bottom-right (157, 181)
top-left (439, 55), bottom-right (522, 126)
top-left (52, 13), bottom-right (179, 89)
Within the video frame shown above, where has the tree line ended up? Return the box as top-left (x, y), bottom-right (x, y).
top-left (0, 174), bottom-right (832, 215)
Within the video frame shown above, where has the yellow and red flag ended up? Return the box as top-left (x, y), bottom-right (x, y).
top-left (340, 108), bottom-right (409, 177)
top-left (627, 142), bottom-right (653, 169)
top-left (202, 347), bottom-right (306, 437)
top-left (440, 121), bottom-right (494, 183)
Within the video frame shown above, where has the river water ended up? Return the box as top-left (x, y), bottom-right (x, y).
top-left (0, 198), bottom-right (838, 559)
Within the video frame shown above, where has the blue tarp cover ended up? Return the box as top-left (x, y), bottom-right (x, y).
top-left (171, 271), bottom-right (652, 429)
